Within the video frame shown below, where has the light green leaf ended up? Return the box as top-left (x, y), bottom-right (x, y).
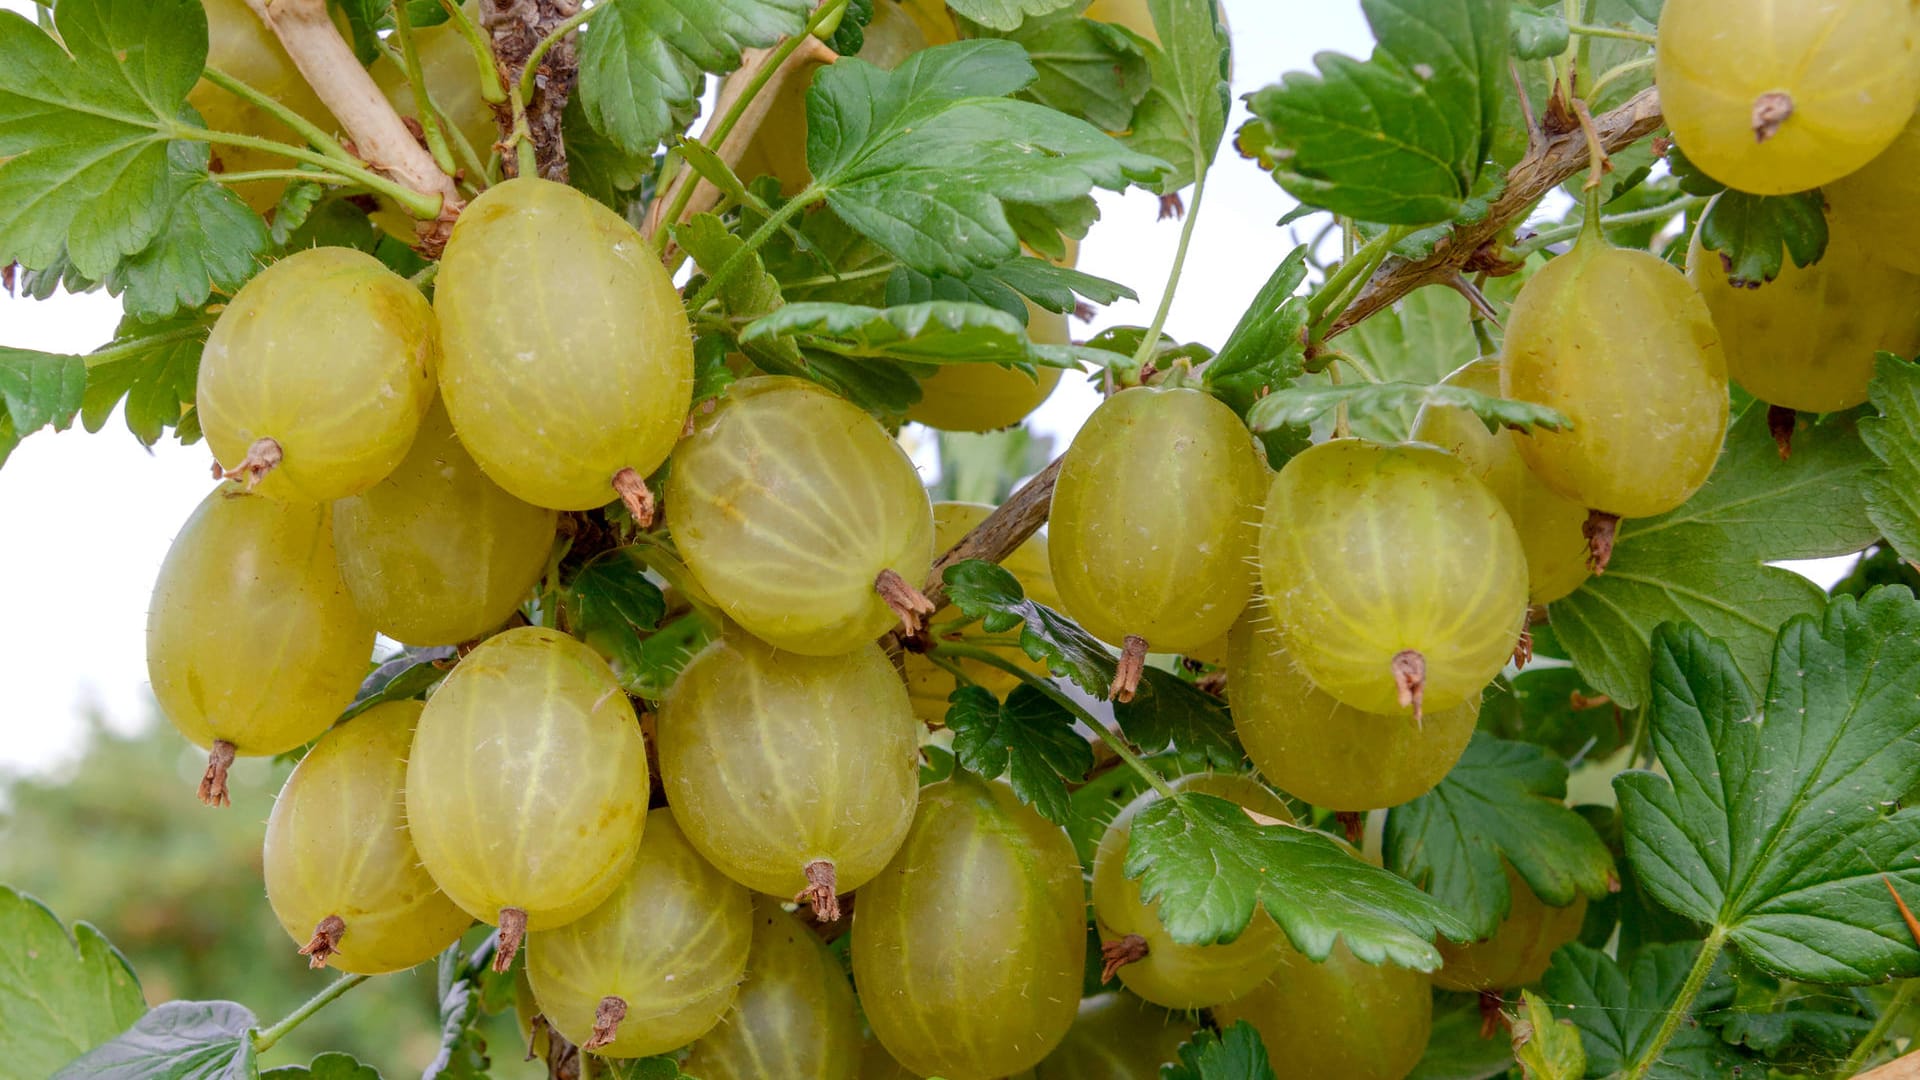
top-left (678, 212), bottom-right (785, 319)
top-left (1509, 6), bottom-right (1569, 59)
top-left (0, 347), bottom-right (85, 466)
top-left (742, 300), bottom-right (1094, 369)
top-left (1332, 282), bottom-right (1512, 441)
top-left (1247, 380), bottom-right (1569, 436)
top-left (1550, 404), bottom-right (1879, 708)
top-left (77, 308), bottom-right (215, 447)
top-left (106, 144), bottom-right (268, 323)
top-left (1239, 0), bottom-right (1510, 225)
top-left (52, 1000), bottom-right (257, 1080)
top-left (575, 0), bottom-right (810, 154)
top-left (1861, 353), bottom-right (1920, 564)
top-left (947, 0), bottom-right (1079, 32)
top-left (1616, 590), bottom-right (1920, 983)
top-left (261, 1051), bottom-right (383, 1080)
top-left (0, 0), bottom-right (208, 277)
top-left (1124, 0), bottom-right (1231, 193)
top-left (1514, 990), bottom-right (1586, 1080)
top-left (0, 886), bottom-right (146, 1079)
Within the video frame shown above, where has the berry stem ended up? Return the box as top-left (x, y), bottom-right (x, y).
top-left (611, 468), bottom-right (656, 527)
top-left (251, 972), bottom-right (370, 1054)
top-left (875, 569), bottom-right (937, 636)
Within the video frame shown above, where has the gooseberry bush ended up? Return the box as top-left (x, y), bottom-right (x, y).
top-left (7, 0), bottom-right (1920, 1077)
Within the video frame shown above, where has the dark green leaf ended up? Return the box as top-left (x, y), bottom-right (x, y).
top-left (0, 0), bottom-right (207, 277)
top-left (340, 645), bottom-right (455, 723)
top-left (1408, 992), bottom-right (1517, 1079)
top-left (1126, 793), bottom-right (1474, 966)
top-left (945, 683), bottom-right (1093, 823)
top-left (425, 942), bottom-right (489, 1080)
top-left (575, 0), bottom-right (811, 154)
top-left (943, 558), bottom-right (1118, 698)
top-left (1477, 663), bottom-right (1626, 762)
top-left (268, 177), bottom-right (328, 247)
top-left (261, 1051), bottom-right (383, 1080)
top-left (607, 610), bottom-right (717, 702)
top-left (1540, 942), bottom-right (1749, 1078)
top-left (1551, 404), bottom-right (1879, 708)
top-left (1386, 733), bottom-right (1617, 939)
top-left (999, 15), bottom-right (1151, 132)
top-left (0, 886), bottom-right (146, 1078)
top-left (601, 1056), bottom-right (694, 1080)
top-left (807, 41), bottom-right (1166, 275)
top-left (107, 143), bottom-right (268, 323)
top-left (0, 347), bottom-right (85, 466)
top-left (52, 1000), bottom-right (257, 1080)
top-left (563, 94), bottom-right (652, 209)
top-left (1710, 998), bottom-right (1871, 1061)
top-left (1124, 0), bottom-right (1232, 193)
top-left (680, 212), bottom-right (785, 319)
top-left (947, 0), bottom-right (1078, 31)
top-left (1238, 0), bottom-right (1510, 225)
top-left (1111, 666), bottom-right (1243, 770)
top-left (1510, 6), bottom-right (1570, 59)
top-left (743, 300), bottom-right (1100, 369)
top-left (1161, 1020), bottom-right (1276, 1080)
top-left (691, 334), bottom-right (736, 408)
top-left (276, 198), bottom-right (429, 277)
top-left (1697, 190), bottom-right (1828, 287)
top-left (1861, 354), bottom-right (1920, 565)
top-left (822, 0), bottom-right (872, 57)
top-left (564, 548), bottom-right (668, 691)
top-left (1204, 246), bottom-right (1309, 431)
top-left (1616, 590), bottom-right (1920, 983)
top-left (1247, 380), bottom-right (1570, 436)
top-left (78, 308), bottom-right (212, 447)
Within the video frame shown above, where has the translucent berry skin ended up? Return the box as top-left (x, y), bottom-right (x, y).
top-left (1050, 386), bottom-right (1267, 653)
top-left (1411, 360), bottom-right (1590, 605)
top-left (527, 809), bottom-right (753, 1058)
top-left (332, 402), bottom-right (556, 646)
top-left (148, 490), bottom-right (374, 757)
top-left (198, 247), bottom-right (439, 503)
top-left (1433, 866), bottom-right (1588, 992)
top-left (902, 502), bottom-right (1057, 724)
top-left (658, 634), bottom-right (920, 899)
top-left (1226, 607), bottom-right (1477, 811)
top-left (666, 376), bottom-right (935, 656)
top-left (682, 897), bottom-right (863, 1079)
top-left (407, 627), bottom-right (649, 931)
top-left (1828, 112), bottom-right (1920, 276)
top-left (853, 775), bottom-right (1087, 1080)
top-left (1689, 212), bottom-right (1920, 414)
top-left (1212, 943), bottom-right (1432, 1080)
top-left (262, 702), bottom-right (471, 975)
top-left (905, 304), bottom-right (1067, 432)
top-left (1655, 0), bottom-right (1920, 196)
top-left (1500, 235), bottom-right (1729, 518)
top-left (1090, 774), bottom-right (1291, 1008)
top-left (435, 177), bottom-right (693, 510)
top-left (1259, 439), bottom-right (1527, 717)
top-left (189, 0), bottom-right (339, 213)
top-left (1025, 992), bottom-right (1196, 1079)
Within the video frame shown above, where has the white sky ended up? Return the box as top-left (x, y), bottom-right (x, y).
top-left (0, 2), bottom-right (1853, 774)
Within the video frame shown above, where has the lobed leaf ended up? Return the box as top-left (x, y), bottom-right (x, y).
top-left (945, 683), bottom-right (1093, 824)
top-left (947, 0), bottom-right (1080, 31)
top-left (1247, 379), bottom-right (1570, 436)
top-left (52, 1000), bottom-right (257, 1080)
top-left (0, 347), bottom-right (85, 467)
top-left (1861, 353), bottom-right (1920, 565)
top-left (1110, 666), bottom-right (1243, 770)
top-left (0, 886), bottom-right (146, 1079)
top-left (338, 645), bottom-right (456, 724)
top-left (1697, 190), bottom-right (1827, 287)
top-left (1540, 942), bottom-right (1750, 1078)
top-left (998, 14), bottom-right (1151, 132)
top-left (260, 1052), bottom-right (382, 1080)
top-left (1161, 1020), bottom-right (1276, 1080)
top-left (943, 559), bottom-right (1118, 698)
top-left (743, 300), bottom-right (1099, 370)
top-left (1123, 0), bottom-right (1232, 193)
top-left (1513, 990), bottom-right (1586, 1080)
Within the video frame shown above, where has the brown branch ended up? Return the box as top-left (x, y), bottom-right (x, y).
top-left (1324, 86), bottom-right (1663, 340)
top-left (921, 455), bottom-right (1064, 611)
top-left (480, 0), bottom-right (582, 181)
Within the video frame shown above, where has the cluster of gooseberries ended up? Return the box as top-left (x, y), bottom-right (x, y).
top-left (129, 0), bottom-right (1920, 1076)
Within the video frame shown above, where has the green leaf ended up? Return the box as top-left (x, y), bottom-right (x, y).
top-left (1478, 661), bottom-right (1626, 762)
top-left (1331, 281), bottom-right (1517, 441)
top-left (1385, 733), bottom-right (1617, 939)
top-left (77, 308), bottom-right (213, 447)
top-left (52, 1000), bottom-right (257, 1080)
top-left (1616, 590), bottom-right (1920, 983)
top-left (563, 94), bottom-right (652, 209)
top-left (1247, 380), bottom-right (1569, 436)
top-left (742, 300), bottom-right (1096, 369)
top-left (1541, 942), bottom-right (1750, 1078)
top-left (604, 610), bottom-right (718, 702)
top-left (1111, 666), bottom-right (1243, 770)
top-left (575, 0), bottom-right (811, 155)
top-left (339, 645), bottom-right (455, 724)
top-left (947, 0), bottom-right (1079, 32)
top-left (0, 347), bottom-right (85, 466)
top-left (1123, 0), bottom-right (1232, 193)
top-left (601, 1056), bottom-right (695, 1080)
top-left (680, 212), bottom-right (786, 320)
top-left (1238, 0), bottom-right (1510, 225)
top-left (1697, 190), bottom-right (1828, 287)
top-left (106, 143), bottom-right (268, 323)
top-left (261, 1051), bottom-right (383, 1080)
top-left (1126, 792), bottom-right (1474, 966)
top-left (563, 547), bottom-right (668, 691)
top-left (1707, 993), bottom-right (1872, 1063)
top-left (999, 15), bottom-right (1151, 132)
top-left (0, 886), bottom-right (146, 1078)
top-left (945, 683), bottom-right (1094, 824)
top-left (1510, 6), bottom-right (1570, 59)
top-left (0, 0), bottom-right (208, 278)
top-left (806, 40), bottom-right (1166, 276)
top-left (267, 177), bottom-right (327, 247)
top-left (1514, 989), bottom-right (1586, 1080)
top-left (1409, 992), bottom-right (1517, 1079)
top-left (1861, 353), bottom-right (1920, 565)
top-left (1551, 403), bottom-right (1878, 708)
top-left (425, 942), bottom-right (490, 1080)
top-left (1161, 1020), bottom-right (1276, 1080)
top-left (943, 558), bottom-right (1118, 698)
top-left (1204, 246), bottom-right (1309, 424)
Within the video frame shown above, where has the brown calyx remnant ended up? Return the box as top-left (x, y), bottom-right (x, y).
top-left (494, 907), bottom-right (529, 973)
top-left (1513, 628), bottom-right (1534, 669)
top-left (1479, 989), bottom-right (1510, 1039)
top-left (299, 914), bottom-right (347, 968)
top-left (582, 995), bottom-right (627, 1051)
top-left (611, 468), bottom-right (656, 528)
top-left (1768, 405), bottom-right (1797, 460)
top-left (1110, 635), bottom-right (1149, 703)
top-left (525, 1013), bottom-right (581, 1080)
top-left (198, 740), bottom-right (238, 807)
top-left (479, 0), bottom-right (583, 182)
top-left (1569, 691), bottom-right (1612, 711)
top-left (1583, 511), bottom-right (1619, 574)
top-left (1335, 810), bottom-right (1364, 846)
top-left (875, 570), bottom-right (936, 636)
top-left (212, 437), bottom-right (283, 491)
top-left (1391, 649), bottom-right (1426, 725)
top-left (1157, 193), bottom-right (1185, 221)
top-left (796, 860), bottom-right (842, 923)
top-left (1099, 933), bottom-right (1149, 982)
top-left (1752, 91), bottom-right (1794, 144)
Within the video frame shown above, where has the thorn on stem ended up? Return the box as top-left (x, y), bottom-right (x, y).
top-left (494, 907), bottom-right (528, 973)
top-left (1768, 405), bottom-right (1796, 460)
top-left (1099, 933), bottom-right (1149, 982)
top-left (1391, 649), bottom-right (1426, 725)
top-left (1584, 510), bottom-right (1619, 573)
top-left (1110, 635), bottom-right (1149, 703)
top-left (213, 437), bottom-right (283, 491)
top-left (611, 467), bottom-right (656, 527)
top-left (298, 914), bottom-right (346, 968)
top-left (874, 569), bottom-right (935, 636)
top-left (796, 860), bottom-right (842, 922)
top-left (198, 740), bottom-right (237, 807)
top-left (583, 995), bottom-right (627, 1051)
top-left (1751, 91), bottom-right (1794, 143)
